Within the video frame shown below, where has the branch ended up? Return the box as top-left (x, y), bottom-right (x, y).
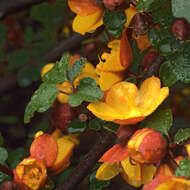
top-left (0, 164), bottom-right (13, 177)
top-left (0, 0), bottom-right (49, 20)
top-left (55, 130), bottom-right (116, 190)
top-left (0, 33), bottom-right (89, 93)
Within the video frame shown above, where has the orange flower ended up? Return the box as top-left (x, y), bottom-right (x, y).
top-left (143, 164), bottom-right (190, 190)
top-left (96, 144), bottom-right (156, 187)
top-left (14, 158), bottom-right (47, 190)
top-left (96, 29), bottom-right (132, 91)
top-left (68, 0), bottom-right (104, 35)
top-left (127, 128), bottom-right (167, 164)
top-left (87, 76), bottom-right (169, 125)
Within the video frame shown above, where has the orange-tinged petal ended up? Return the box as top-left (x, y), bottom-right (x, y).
top-left (124, 5), bottom-right (138, 27)
top-left (141, 164), bottom-right (157, 184)
top-left (68, 0), bottom-right (102, 16)
top-left (72, 9), bottom-right (103, 35)
top-left (98, 40), bottom-right (127, 72)
top-left (30, 134), bottom-right (58, 168)
top-left (135, 76), bottom-right (169, 116)
top-left (49, 160), bottom-right (70, 175)
top-left (87, 101), bottom-right (122, 121)
top-left (134, 34), bottom-right (152, 52)
top-left (113, 116), bottom-right (145, 125)
top-left (98, 71), bottom-right (123, 91)
top-left (99, 144), bottom-right (128, 163)
top-left (120, 28), bottom-right (133, 68)
top-left (96, 162), bottom-right (120, 180)
top-left (106, 82), bottom-right (141, 118)
top-left (41, 63), bottom-right (54, 78)
top-left (121, 157), bottom-right (141, 182)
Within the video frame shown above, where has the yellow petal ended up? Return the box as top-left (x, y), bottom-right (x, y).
top-left (98, 71), bottom-right (123, 91)
top-left (57, 93), bottom-right (69, 103)
top-left (121, 157), bottom-right (141, 182)
top-left (72, 9), bottom-right (103, 35)
top-left (87, 102), bottom-right (122, 121)
top-left (135, 76), bottom-right (169, 116)
top-left (41, 63), bottom-right (54, 78)
top-left (141, 164), bottom-right (157, 184)
top-left (97, 40), bottom-right (126, 72)
top-left (96, 162), bottom-right (120, 180)
top-left (124, 5), bottom-right (137, 27)
top-left (106, 82), bottom-right (141, 118)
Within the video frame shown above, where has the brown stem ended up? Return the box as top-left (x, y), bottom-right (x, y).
top-left (0, 164), bottom-right (13, 177)
top-left (0, 0), bottom-right (49, 20)
top-left (55, 130), bottom-right (116, 190)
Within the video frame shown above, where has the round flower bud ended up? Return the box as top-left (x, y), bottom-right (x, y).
top-left (127, 128), bottom-right (167, 164)
top-left (14, 158), bottom-right (47, 190)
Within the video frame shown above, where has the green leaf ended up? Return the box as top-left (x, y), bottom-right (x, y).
top-left (159, 54), bottom-right (190, 86)
top-left (175, 158), bottom-right (190, 178)
top-left (68, 78), bottom-right (103, 107)
top-left (41, 179), bottom-right (55, 190)
top-left (67, 118), bottom-right (87, 133)
top-left (89, 118), bottom-right (102, 131)
top-left (42, 53), bottom-right (69, 83)
top-left (0, 172), bottom-right (11, 183)
top-left (145, 109), bottom-right (173, 135)
top-left (103, 122), bottom-right (119, 134)
top-left (0, 24), bottom-right (7, 46)
top-left (24, 83), bottom-right (59, 123)
top-left (90, 170), bottom-right (110, 190)
top-left (136, 0), bottom-right (154, 10)
top-left (67, 58), bottom-right (86, 82)
top-left (0, 133), bottom-right (3, 146)
top-left (56, 167), bottom-right (73, 185)
top-left (24, 27), bottom-right (34, 45)
top-left (0, 147), bottom-right (8, 164)
top-left (172, 0), bottom-right (190, 23)
top-left (7, 148), bottom-right (25, 169)
top-left (174, 128), bottom-right (190, 144)
top-left (103, 10), bottom-right (126, 39)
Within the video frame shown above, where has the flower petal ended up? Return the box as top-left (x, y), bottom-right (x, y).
top-left (72, 9), bottom-right (103, 35)
top-left (141, 164), bottom-right (157, 184)
top-left (134, 34), bottom-right (152, 52)
top-left (68, 0), bottom-right (101, 16)
top-left (96, 162), bottom-right (120, 180)
top-left (124, 5), bottom-right (138, 27)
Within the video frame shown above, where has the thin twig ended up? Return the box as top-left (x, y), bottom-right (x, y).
top-left (0, 0), bottom-right (49, 20)
top-left (0, 164), bottom-right (13, 177)
top-left (55, 130), bottom-right (116, 190)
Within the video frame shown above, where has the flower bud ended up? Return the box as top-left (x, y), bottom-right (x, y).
top-left (50, 104), bottom-right (76, 132)
top-left (127, 128), bottom-right (167, 164)
top-left (171, 18), bottom-right (190, 40)
top-left (103, 0), bottom-right (129, 10)
top-left (14, 158), bottom-right (47, 190)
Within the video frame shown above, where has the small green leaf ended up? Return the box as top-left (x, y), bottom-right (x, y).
top-left (0, 133), bottom-right (3, 146)
top-left (159, 54), bottom-right (190, 86)
top-left (145, 109), bottom-right (173, 135)
top-left (0, 147), bottom-right (8, 164)
top-left (172, 0), bottom-right (190, 23)
top-left (175, 158), bottom-right (190, 178)
top-left (136, 0), bottom-right (154, 10)
top-left (67, 58), bottom-right (86, 82)
top-left (174, 128), bottom-right (190, 144)
top-left (89, 119), bottom-right (102, 131)
top-left (42, 53), bottom-right (69, 83)
top-left (0, 172), bottom-right (10, 183)
top-left (24, 83), bottom-right (59, 123)
top-left (103, 10), bottom-right (126, 39)
top-left (103, 122), bottom-right (119, 134)
top-left (7, 148), bottom-right (25, 169)
top-left (41, 179), bottom-right (55, 190)
top-left (67, 118), bottom-right (87, 133)
top-left (90, 170), bottom-right (110, 190)
top-left (68, 78), bottom-right (103, 107)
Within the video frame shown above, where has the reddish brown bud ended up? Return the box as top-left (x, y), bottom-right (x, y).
top-left (0, 181), bottom-right (16, 190)
top-left (50, 104), bottom-right (76, 132)
top-left (128, 128), bottom-right (167, 164)
top-left (78, 114), bottom-right (88, 122)
top-left (117, 125), bottom-right (135, 145)
top-left (141, 51), bottom-right (159, 72)
top-left (103, 0), bottom-right (129, 10)
top-left (171, 18), bottom-right (190, 40)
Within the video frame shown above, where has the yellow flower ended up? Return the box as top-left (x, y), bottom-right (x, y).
top-left (68, 0), bottom-right (104, 35)
top-left (96, 144), bottom-right (156, 188)
top-left (87, 76), bottom-right (169, 125)
top-left (41, 58), bottom-right (98, 104)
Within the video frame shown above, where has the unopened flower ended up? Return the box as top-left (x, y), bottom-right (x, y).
top-left (14, 158), bottom-right (47, 190)
top-left (87, 76), bottom-right (169, 125)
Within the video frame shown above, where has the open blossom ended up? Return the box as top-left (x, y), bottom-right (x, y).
top-left (14, 158), bottom-right (47, 190)
top-left (87, 76), bottom-right (169, 125)
top-left (96, 144), bottom-right (156, 187)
